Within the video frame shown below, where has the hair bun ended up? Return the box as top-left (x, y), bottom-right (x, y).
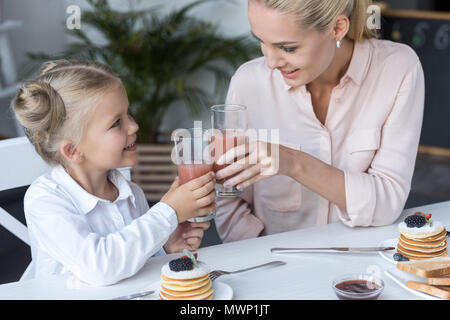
top-left (14, 81), bottom-right (66, 136)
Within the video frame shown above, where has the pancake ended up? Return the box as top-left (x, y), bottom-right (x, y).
top-left (397, 244), bottom-right (448, 260)
top-left (398, 238), bottom-right (447, 253)
top-left (399, 234), bottom-right (447, 248)
top-left (398, 221), bottom-right (445, 239)
top-left (400, 229), bottom-right (447, 242)
top-left (159, 258), bottom-right (213, 300)
top-left (161, 276), bottom-right (211, 291)
top-left (161, 273), bottom-right (209, 286)
top-left (396, 214), bottom-right (448, 261)
top-left (159, 290), bottom-right (213, 300)
top-left (161, 280), bottom-right (212, 297)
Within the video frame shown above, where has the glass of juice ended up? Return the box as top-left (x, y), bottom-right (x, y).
top-left (210, 104), bottom-right (248, 197)
top-left (172, 127), bottom-right (216, 222)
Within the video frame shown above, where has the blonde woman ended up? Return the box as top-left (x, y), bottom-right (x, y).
top-left (12, 60), bottom-right (216, 285)
top-left (214, 0), bottom-right (424, 242)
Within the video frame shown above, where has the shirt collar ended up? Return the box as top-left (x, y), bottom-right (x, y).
top-left (276, 39), bottom-right (372, 91)
top-left (52, 165), bottom-right (136, 215)
top-left (344, 39), bottom-right (372, 86)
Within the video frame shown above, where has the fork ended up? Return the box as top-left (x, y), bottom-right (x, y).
top-left (209, 260), bottom-right (286, 281)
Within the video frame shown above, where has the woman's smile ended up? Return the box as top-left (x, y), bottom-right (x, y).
top-left (280, 68), bottom-right (301, 79)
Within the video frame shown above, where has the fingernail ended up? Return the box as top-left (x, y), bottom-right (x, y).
top-left (216, 157), bottom-right (223, 165)
top-left (223, 182), bottom-right (231, 188)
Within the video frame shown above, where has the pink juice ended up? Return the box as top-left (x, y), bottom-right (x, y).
top-left (178, 163), bottom-right (213, 185)
top-left (212, 130), bottom-right (247, 184)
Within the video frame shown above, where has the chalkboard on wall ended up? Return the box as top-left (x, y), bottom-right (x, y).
top-left (381, 11), bottom-right (450, 151)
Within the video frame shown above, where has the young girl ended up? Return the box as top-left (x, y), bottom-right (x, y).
top-left (12, 60), bottom-right (216, 286)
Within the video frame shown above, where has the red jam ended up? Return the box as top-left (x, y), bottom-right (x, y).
top-left (335, 280), bottom-right (382, 300)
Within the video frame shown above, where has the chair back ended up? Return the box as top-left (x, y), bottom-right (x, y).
top-left (0, 136), bottom-right (130, 281)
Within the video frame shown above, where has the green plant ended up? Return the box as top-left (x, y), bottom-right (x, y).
top-left (29, 0), bottom-right (260, 143)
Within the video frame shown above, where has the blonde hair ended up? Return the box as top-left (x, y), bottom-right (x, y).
top-left (251, 0), bottom-right (378, 41)
top-left (12, 60), bottom-right (122, 166)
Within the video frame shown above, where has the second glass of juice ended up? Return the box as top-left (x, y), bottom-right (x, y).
top-left (172, 127), bottom-right (215, 222)
top-left (210, 104), bottom-right (248, 197)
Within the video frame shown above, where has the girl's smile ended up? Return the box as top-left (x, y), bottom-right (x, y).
top-left (124, 141), bottom-right (137, 152)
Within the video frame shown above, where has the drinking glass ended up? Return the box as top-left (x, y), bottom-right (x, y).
top-left (172, 127), bottom-right (216, 222)
top-left (210, 104), bottom-right (248, 197)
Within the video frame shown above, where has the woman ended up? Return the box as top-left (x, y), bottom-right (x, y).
top-left (213, 0), bottom-right (424, 242)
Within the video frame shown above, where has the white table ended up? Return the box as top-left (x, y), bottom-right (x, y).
top-left (0, 201), bottom-right (449, 300)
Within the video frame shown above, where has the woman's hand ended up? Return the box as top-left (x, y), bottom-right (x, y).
top-left (163, 221), bottom-right (210, 253)
top-left (215, 141), bottom-right (297, 190)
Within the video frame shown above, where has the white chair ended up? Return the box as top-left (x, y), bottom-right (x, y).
top-left (0, 136), bottom-right (131, 281)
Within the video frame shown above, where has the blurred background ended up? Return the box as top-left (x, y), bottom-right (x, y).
top-left (0, 0), bottom-right (449, 284)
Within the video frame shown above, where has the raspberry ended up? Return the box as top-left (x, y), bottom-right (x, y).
top-left (181, 253), bottom-right (198, 259)
top-left (169, 257), bottom-right (193, 272)
top-left (414, 211), bottom-right (432, 220)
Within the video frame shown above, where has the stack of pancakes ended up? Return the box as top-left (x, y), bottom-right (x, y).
top-left (159, 261), bottom-right (213, 300)
top-left (397, 224), bottom-right (448, 261)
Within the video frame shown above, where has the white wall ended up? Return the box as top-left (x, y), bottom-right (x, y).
top-left (82, 0), bottom-right (253, 135)
top-left (0, 0), bottom-right (252, 138)
top-left (0, 0), bottom-right (67, 138)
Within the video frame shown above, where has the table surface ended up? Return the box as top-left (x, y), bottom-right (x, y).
top-left (1, 201), bottom-right (449, 300)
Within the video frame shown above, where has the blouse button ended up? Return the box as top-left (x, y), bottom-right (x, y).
top-left (335, 98), bottom-right (341, 104)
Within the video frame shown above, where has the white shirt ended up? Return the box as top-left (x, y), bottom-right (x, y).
top-left (23, 164), bottom-right (178, 286)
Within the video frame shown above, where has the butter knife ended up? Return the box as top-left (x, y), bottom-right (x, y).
top-left (112, 290), bottom-right (155, 300)
top-left (271, 246), bottom-right (395, 253)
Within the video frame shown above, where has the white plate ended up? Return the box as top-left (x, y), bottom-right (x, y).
top-left (378, 238), bottom-right (398, 264)
top-left (384, 267), bottom-right (440, 300)
top-left (138, 281), bottom-right (233, 300)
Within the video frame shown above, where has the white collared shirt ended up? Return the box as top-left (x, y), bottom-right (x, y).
top-left (23, 165), bottom-right (178, 286)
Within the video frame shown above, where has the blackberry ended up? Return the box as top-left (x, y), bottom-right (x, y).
top-left (169, 257), bottom-right (194, 272)
top-left (404, 214), bottom-right (426, 228)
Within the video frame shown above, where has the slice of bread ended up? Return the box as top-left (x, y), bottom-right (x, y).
top-left (406, 281), bottom-right (450, 300)
top-left (397, 257), bottom-right (450, 277)
top-left (427, 275), bottom-right (450, 286)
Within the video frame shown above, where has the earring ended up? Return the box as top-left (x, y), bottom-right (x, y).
top-left (336, 40), bottom-right (341, 48)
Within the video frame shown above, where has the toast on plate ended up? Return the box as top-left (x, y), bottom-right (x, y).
top-left (397, 257), bottom-right (450, 278)
top-left (406, 281), bottom-right (450, 300)
top-left (426, 275), bottom-right (450, 286)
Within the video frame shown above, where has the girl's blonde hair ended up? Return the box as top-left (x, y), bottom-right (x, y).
top-left (251, 0), bottom-right (378, 41)
top-left (12, 60), bottom-right (122, 166)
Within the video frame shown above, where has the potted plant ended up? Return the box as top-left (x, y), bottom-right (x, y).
top-left (28, 0), bottom-right (259, 201)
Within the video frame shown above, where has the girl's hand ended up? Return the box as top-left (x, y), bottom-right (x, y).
top-left (161, 172), bottom-right (216, 223)
top-left (215, 141), bottom-right (295, 190)
top-left (163, 221), bottom-right (211, 253)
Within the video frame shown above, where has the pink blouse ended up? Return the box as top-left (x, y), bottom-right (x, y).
top-left (214, 38), bottom-right (425, 242)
